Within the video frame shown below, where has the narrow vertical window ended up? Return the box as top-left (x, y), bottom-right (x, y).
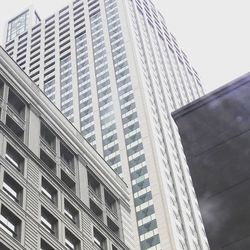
top-left (3, 173), bottom-right (23, 205)
top-left (93, 228), bottom-right (106, 249)
top-left (41, 177), bottom-right (57, 205)
top-left (5, 143), bottom-right (24, 173)
top-left (65, 228), bottom-right (80, 250)
top-left (64, 199), bottom-right (79, 225)
top-left (40, 239), bottom-right (54, 250)
top-left (41, 207), bottom-right (58, 237)
top-left (0, 205), bottom-right (21, 241)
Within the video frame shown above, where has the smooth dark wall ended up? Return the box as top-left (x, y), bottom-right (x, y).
top-left (173, 78), bottom-right (250, 250)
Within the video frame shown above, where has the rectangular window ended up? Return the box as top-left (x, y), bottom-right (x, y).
top-left (3, 172), bottom-right (23, 205)
top-left (64, 199), bottom-right (79, 225)
top-left (6, 115), bottom-right (24, 141)
top-left (0, 79), bottom-right (4, 98)
top-left (5, 143), bottom-right (24, 173)
top-left (41, 177), bottom-right (57, 205)
top-left (8, 88), bottom-right (25, 119)
top-left (140, 234), bottom-right (160, 249)
top-left (107, 217), bottom-right (119, 236)
top-left (138, 220), bottom-right (158, 235)
top-left (40, 122), bottom-right (56, 151)
top-left (112, 245), bottom-right (118, 250)
top-left (61, 170), bottom-right (75, 192)
top-left (60, 143), bottom-right (74, 173)
top-left (40, 149), bottom-right (56, 173)
top-left (90, 199), bottom-right (103, 220)
top-left (0, 242), bottom-right (11, 250)
top-left (41, 207), bottom-right (58, 237)
top-left (88, 173), bottom-right (101, 197)
top-left (65, 228), bottom-right (80, 250)
top-left (93, 228), bottom-right (106, 249)
top-left (40, 239), bottom-right (54, 250)
top-left (0, 205), bottom-right (21, 241)
top-left (7, 11), bottom-right (28, 41)
top-left (104, 190), bottom-right (117, 215)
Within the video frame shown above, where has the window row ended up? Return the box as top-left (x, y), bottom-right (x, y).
top-left (0, 203), bottom-right (119, 250)
top-left (3, 139), bottom-right (120, 234)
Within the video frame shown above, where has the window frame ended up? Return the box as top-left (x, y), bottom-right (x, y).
top-left (3, 172), bottom-right (23, 205)
top-left (40, 238), bottom-right (55, 250)
top-left (41, 177), bottom-right (58, 205)
top-left (5, 143), bottom-right (25, 174)
top-left (64, 198), bottom-right (79, 226)
top-left (0, 205), bottom-right (22, 241)
top-left (65, 227), bottom-right (80, 250)
top-left (93, 227), bottom-right (107, 249)
top-left (40, 206), bottom-right (58, 237)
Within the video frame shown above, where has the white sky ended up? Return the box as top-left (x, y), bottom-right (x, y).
top-left (0, 0), bottom-right (250, 92)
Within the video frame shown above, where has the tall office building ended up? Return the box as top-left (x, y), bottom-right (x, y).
top-left (3, 1), bottom-right (208, 249)
top-left (0, 46), bottom-right (132, 250)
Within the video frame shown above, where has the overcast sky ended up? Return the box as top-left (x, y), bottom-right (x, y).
top-left (0, 0), bottom-right (250, 93)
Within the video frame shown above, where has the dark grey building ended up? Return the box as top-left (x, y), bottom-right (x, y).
top-left (172, 72), bottom-right (250, 250)
top-left (0, 46), bottom-right (133, 250)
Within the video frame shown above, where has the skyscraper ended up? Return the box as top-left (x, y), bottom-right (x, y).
top-left (4, 0), bottom-right (209, 249)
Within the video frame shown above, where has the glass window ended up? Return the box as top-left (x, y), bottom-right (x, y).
top-left (6, 115), bottom-right (24, 141)
top-left (140, 234), bottom-right (160, 250)
top-left (104, 190), bottom-right (117, 215)
top-left (3, 172), bottom-right (23, 205)
top-left (64, 199), bottom-right (79, 225)
top-left (134, 191), bottom-right (152, 207)
top-left (40, 149), bottom-right (56, 173)
top-left (8, 89), bottom-right (25, 119)
top-left (41, 207), bottom-right (58, 237)
top-left (94, 228), bottom-right (106, 249)
top-left (40, 122), bottom-right (56, 150)
top-left (88, 173), bottom-right (101, 197)
top-left (138, 220), bottom-right (158, 235)
top-left (0, 242), bottom-right (11, 250)
top-left (89, 199), bottom-right (103, 220)
top-left (60, 143), bottom-right (74, 173)
top-left (5, 143), bottom-right (24, 173)
top-left (65, 228), bottom-right (80, 250)
top-left (61, 170), bottom-right (76, 192)
top-left (132, 178), bottom-right (150, 193)
top-left (136, 205), bottom-right (155, 220)
top-left (0, 79), bottom-right (4, 98)
top-left (41, 177), bottom-right (57, 205)
top-left (40, 239), bottom-right (54, 250)
top-left (7, 11), bottom-right (29, 41)
top-left (107, 217), bottom-right (119, 236)
top-left (0, 205), bottom-right (21, 241)
top-left (112, 245), bottom-right (118, 250)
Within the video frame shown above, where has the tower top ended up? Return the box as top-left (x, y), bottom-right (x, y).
top-left (6, 6), bottom-right (40, 43)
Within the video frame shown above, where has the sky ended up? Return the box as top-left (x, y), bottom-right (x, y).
top-left (0, 0), bottom-right (250, 93)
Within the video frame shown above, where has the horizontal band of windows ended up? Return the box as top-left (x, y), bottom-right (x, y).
top-left (134, 191), bottom-right (152, 207)
top-left (132, 178), bottom-right (150, 193)
top-left (140, 234), bottom-right (161, 249)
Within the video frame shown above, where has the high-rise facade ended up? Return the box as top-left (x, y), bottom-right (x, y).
top-left (3, 0), bottom-right (208, 249)
top-left (0, 46), bottom-right (133, 250)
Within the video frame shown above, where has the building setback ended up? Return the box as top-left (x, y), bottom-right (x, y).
top-left (173, 73), bottom-right (250, 250)
top-left (3, 0), bottom-right (208, 249)
top-left (0, 47), bottom-right (133, 250)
